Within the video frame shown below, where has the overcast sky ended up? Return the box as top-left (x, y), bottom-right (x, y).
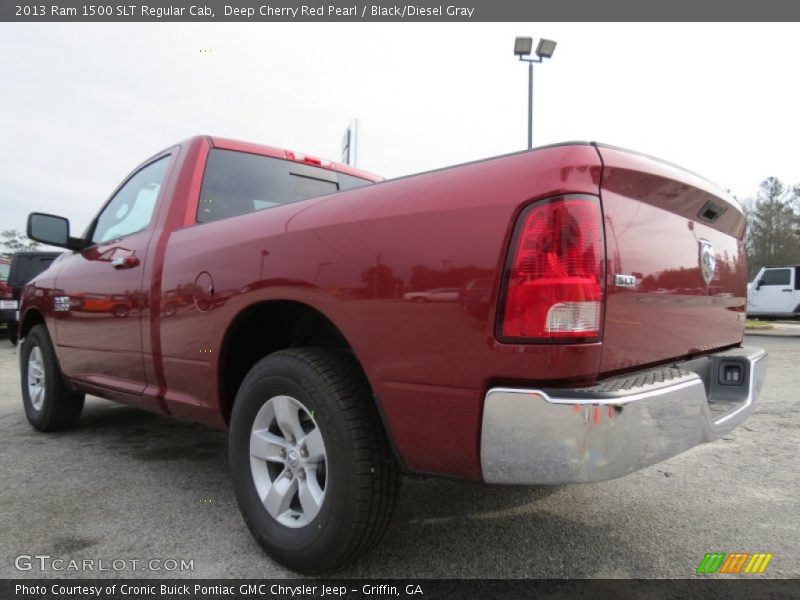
top-left (1, 22), bottom-right (799, 235)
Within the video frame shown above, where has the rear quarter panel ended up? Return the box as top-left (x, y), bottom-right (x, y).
top-left (160, 144), bottom-right (603, 478)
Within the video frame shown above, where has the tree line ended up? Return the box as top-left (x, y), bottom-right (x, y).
top-left (1, 230), bottom-right (39, 259)
top-left (742, 177), bottom-right (800, 279)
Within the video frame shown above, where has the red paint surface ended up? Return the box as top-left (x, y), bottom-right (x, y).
top-left (596, 147), bottom-right (747, 373)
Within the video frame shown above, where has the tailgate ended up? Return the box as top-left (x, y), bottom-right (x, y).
top-left (597, 145), bottom-right (748, 374)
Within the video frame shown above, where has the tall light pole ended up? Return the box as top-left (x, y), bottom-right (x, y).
top-left (514, 37), bottom-right (557, 149)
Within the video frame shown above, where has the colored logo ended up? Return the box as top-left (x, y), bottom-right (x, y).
top-left (696, 552), bottom-right (773, 574)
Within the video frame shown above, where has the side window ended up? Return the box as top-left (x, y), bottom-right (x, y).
top-left (198, 150), bottom-right (287, 223)
top-left (92, 157), bottom-right (170, 244)
top-left (197, 149), bottom-right (373, 224)
top-left (760, 268), bottom-right (791, 286)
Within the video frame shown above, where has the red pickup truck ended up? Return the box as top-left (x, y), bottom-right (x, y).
top-left (20, 136), bottom-right (766, 573)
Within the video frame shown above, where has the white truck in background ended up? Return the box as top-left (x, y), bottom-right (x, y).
top-left (747, 265), bottom-right (800, 317)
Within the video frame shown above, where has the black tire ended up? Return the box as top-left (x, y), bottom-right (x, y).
top-left (229, 348), bottom-right (400, 573)
top-left (21, 324), bottom-right (85, 432)
top-left (8, 322), bottom-right (19, 345)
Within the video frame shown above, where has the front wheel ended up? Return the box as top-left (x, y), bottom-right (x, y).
top-left (21, 325), bottom-right (85, 431)
top-left (229, 348), bottom-right (400, 573)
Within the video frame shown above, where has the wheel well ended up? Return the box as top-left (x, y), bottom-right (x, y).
top-left (19, 308), bottom-right (45, 339)
top-left (218, 301), bottom-right (352, 424)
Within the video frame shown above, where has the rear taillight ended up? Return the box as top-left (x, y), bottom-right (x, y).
top-left (499, 194), bottom-right (605, 342)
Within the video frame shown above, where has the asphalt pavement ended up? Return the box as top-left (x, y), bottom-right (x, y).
top-left (0, 331), bottom-right (797, 578)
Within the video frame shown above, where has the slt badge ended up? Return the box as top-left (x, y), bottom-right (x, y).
top-left (699, 239), bottom-right (716, 285)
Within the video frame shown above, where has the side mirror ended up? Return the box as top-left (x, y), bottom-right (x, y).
top-left (27, 213), bottom-right (83, 251)
top-left (755, 280), bottom-right (764, 291)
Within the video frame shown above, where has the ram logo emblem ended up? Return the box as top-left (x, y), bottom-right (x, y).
top-left (699, 239), bottom-right (716, 285)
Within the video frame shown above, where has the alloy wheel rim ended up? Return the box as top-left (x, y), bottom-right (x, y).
top-left (27, 346), bottom-right (46, 411)
top-left (249, 395), bottom-right (328, 528)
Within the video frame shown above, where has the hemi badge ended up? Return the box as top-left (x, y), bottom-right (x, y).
top-left (614, 274), bottom-right (636, 288)
top-left (53, 296), bottom-right (71, 312)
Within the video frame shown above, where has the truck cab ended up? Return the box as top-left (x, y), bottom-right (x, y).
top-left (747, 265), bottom-right (800, 317)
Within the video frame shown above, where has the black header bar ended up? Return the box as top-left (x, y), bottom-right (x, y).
top-left (3, 0), bottom-right (800, 22)
top-left (3, 579), bottom-right (799, 600)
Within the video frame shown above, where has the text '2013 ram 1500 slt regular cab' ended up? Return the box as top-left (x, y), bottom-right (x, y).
top-left (19, 136), bottom-right (766, 573)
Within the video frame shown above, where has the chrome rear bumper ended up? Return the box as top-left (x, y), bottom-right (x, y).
top-left (480, 346), bottom-right (767, 484)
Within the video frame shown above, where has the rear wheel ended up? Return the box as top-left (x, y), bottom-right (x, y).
top-left (21, 325), bottom-right (84, 431)
top-left (229, 348), bottom-right (400, 573)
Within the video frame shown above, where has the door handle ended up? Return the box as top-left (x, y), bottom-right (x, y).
top-left (782, 289), bottom-right (792, 292)
top-left (112, 256), bottom-right (140, 270)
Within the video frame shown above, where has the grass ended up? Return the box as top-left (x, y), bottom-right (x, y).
top-left (745, 319), bottom-right (774, 330)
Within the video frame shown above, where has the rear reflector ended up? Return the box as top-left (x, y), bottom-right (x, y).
top-left (499, 195), bottom-right (605, 342)
top-left (545, 301), bottom-right (601, 334)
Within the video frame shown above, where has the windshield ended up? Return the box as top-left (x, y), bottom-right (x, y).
top-left (0, 262), bottom-right (10, 282)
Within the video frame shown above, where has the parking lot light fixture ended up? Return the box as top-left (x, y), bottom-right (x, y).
top-left (514, 37), bottom-right (533, 56)
top-left (535, 39), bottom-right (557, 59)
top-left (515, 36), bottom-right (558, 149)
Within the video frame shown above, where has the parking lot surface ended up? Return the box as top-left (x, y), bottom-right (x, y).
top-left (0, 332), bottom-right (797, 578)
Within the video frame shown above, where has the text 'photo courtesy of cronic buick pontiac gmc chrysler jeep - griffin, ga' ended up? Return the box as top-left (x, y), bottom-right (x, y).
top-left (18, 136), bottom-right (766, 573)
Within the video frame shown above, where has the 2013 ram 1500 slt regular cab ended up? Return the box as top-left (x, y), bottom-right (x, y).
top-left (19, 136), bottom-right (766, 573)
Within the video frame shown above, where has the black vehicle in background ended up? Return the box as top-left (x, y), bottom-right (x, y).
top-left (2, 251), bottom-right (61, 344)
top-left (0, 257), bottom-right (11, 329)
